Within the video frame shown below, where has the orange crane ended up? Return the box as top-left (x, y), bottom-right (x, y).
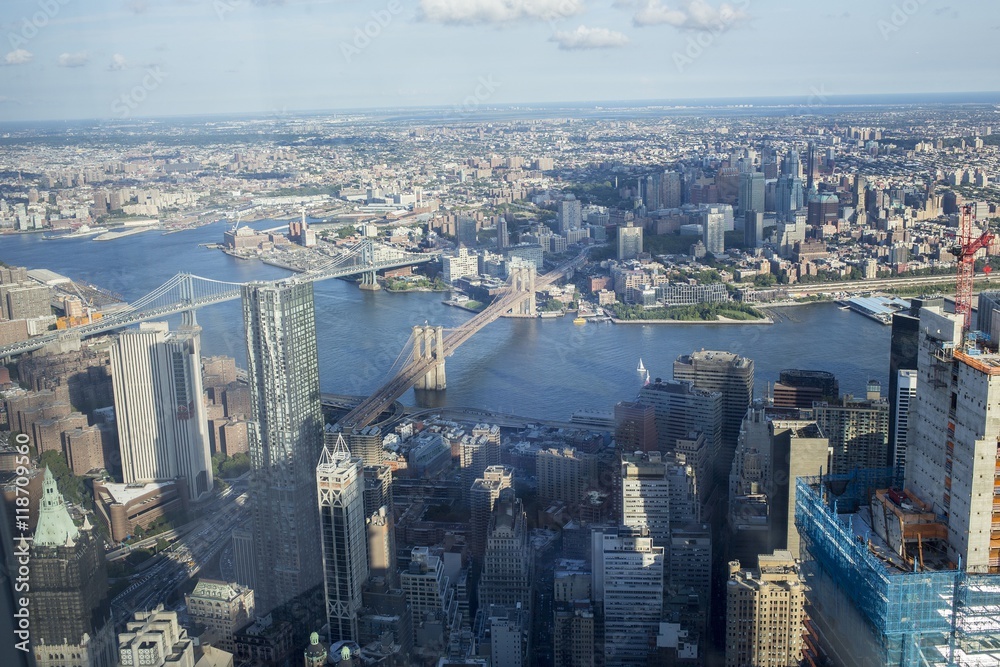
top-left (950, 204), bottom-right (994, 332)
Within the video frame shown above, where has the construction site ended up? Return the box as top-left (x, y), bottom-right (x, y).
top-left (796, 470), bottom-right (1000, 667)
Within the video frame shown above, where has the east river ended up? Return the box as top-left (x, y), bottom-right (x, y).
top-left (1, 221), bottom-right (891, 419)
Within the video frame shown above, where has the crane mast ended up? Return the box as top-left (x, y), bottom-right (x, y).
top-left (952, 204), bottom-right (994, 333)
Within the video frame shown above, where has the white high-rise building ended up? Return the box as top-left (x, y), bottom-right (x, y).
top-left (111, 322), bottom-right (212, 499)
top-left (702, 205), bottom-right (727, 255)
top-left (317, 434), bottom-right (368, 645)
top-left (906, 305), bottom-right (1000, 572)
top-left (621, 451), bottom-right (672, 546)
top-left (617, 222), bottom-right (643, 260)
top-left (558, 197), bottom-right (582, 233)
top-left (592, 528), bottom-right (665, 667)
top-left (441, 247), bottom-right (481, 284)
top-left (892, 369), bottom-right (917, 473)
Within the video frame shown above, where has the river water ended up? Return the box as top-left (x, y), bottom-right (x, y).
top-left (0, 221), bottom-right (891, 420)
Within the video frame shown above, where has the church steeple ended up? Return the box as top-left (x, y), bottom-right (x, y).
top-left (33, 466), bottom-right (80, 547)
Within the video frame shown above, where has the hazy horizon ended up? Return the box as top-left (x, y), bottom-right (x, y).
top-left (2, 0), bottom-right (999, 122)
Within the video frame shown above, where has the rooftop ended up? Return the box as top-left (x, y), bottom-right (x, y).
top-left (99, 480), bottom-right (170, 505)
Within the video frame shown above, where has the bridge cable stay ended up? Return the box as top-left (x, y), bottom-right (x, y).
top-left (376, 330), bottom-right (418, 386)
top-left (306, 240), bottom-right (371, 276)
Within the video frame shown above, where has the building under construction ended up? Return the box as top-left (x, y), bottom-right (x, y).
top-left (796, 301), bottom-right (1000, 666)
top-left (796, 470), bottom-right (1000, 666)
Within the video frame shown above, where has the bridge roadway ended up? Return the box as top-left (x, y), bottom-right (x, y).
top-left (322, 393), bottom-right (612, 432)
top-left (0, 243), bottom-right (432, 359)
top-left (338, 249), bottom-right (589, 430)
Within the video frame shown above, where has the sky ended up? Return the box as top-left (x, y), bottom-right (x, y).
top-left (0, 0), bottom-right (997, 121)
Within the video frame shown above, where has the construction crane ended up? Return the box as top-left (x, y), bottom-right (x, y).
top-left (230, 209), bottom-right (243, 233)
top-left (68, 281), bottom-right (96, 324)
top-left (950, 204), bottom-right (994, 333)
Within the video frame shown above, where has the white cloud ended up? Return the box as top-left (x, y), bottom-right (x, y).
top-left (108, 53), bottom-right (128, 70)
top-left (632, 0), bottom-right (749, 30)
top-left (551, 25), bottom-right (630, 49)
top-left (58, 52), bottom-right (90, 68)
top-left (2, 49), bottom-right (33, 66)
top-left (418, 0), bottom-right (584, 25)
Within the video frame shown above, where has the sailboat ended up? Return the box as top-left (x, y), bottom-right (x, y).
top-left (637, 358), bottom-right (646, 373)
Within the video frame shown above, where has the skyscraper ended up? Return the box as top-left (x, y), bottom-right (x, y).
top-left (812, 387), bottom-right (890, 474)
top-left (888, 298), bottom-right (938, 462)
top-left (772, 369), bottom-right (839, 410)
top-left (674, 351), bottom-right (754, 487)
top-left (558, 197), bottom-right (582, 233)
top-left (738, 171), bottom-right (765, 217)
top-left (348, 425), bottom-right (383, 467)
top-left (775, 174), bottom-right (804, 223)
top-left (457, 216), bottom-right (477, 247)
top-left (537, 447), bottom-right (593, 505)
top-left (461, 429), bottom-right (500, 504)
top-left (663, 170), bottom-right (683, 209)
top-left (613, 401), bottom-right (657, 453)
top-left (620, 451), bottom-right (673, 546)
top-left (363, 464), bottom-right (396, 586)
top-left (478, 488), bottom-right (532, 613)
top-left (725, 551), bottom-right (806, 667)
top-left (782, 149), bottom-right (801, 179)
top-left (794, 302), bottom-right (1000, 666)
top-left (470, 465), bottom-right (514, 563)
top-left (617, 222), bottom-right (643, 260)
top-left (702, 205), bottom-right (726, 255)
top-left (805, 141), bottom-right (818, 191)
top-left (242, 279), bottom-right (325, 614)
top-left (807, 192), bottom-right (840, 227)
top-left (976, 291), bottom-right (1000, 343)
top-left (892, 369), bottom-right (917, 475)
top-left (905, 305), bottom-right (999, 570)
top-left (743, 210), bottom-right (764, 249)
top-left (111, 321), bottom-right (213, 498)
top-left (770, 419), bottom-right (828, 557)
top-left (30, 468), bottom-right (116, 667)
top-left (592, 527), bottom-right (664, 667)
top-left (497, 214), bottom-right (509, 251)
top-left (638, 378), bottom-right (723, 462)
top-left (317, 434), bottom-right (368, 645)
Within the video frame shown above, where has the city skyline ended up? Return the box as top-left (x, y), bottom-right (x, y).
top-left (2, 68), bottom-right (1000, 663)
top-left (0, 0), bottom-right (998, 121)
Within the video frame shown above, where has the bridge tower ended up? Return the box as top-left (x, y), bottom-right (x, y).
top-left (411, 324), bottom-right (446, 391)
top-left (510, 263), bottom-right (536, 317)
top-left (178, 274), bottom-right (199, 327)
top-left (358, 239), bottom-right (380, 291)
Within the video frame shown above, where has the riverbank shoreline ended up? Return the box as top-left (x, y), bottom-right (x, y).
top-left (609, 315), bottom-right (773, 325)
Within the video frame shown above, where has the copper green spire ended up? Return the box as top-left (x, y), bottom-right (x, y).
top-left (33, 467), bottom-right (80, 547)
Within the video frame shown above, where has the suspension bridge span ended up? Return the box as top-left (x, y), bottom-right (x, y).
top-left (337, 249), bottom-right (589, 431)
top-left (0, 239), bottom-right (433, 359)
